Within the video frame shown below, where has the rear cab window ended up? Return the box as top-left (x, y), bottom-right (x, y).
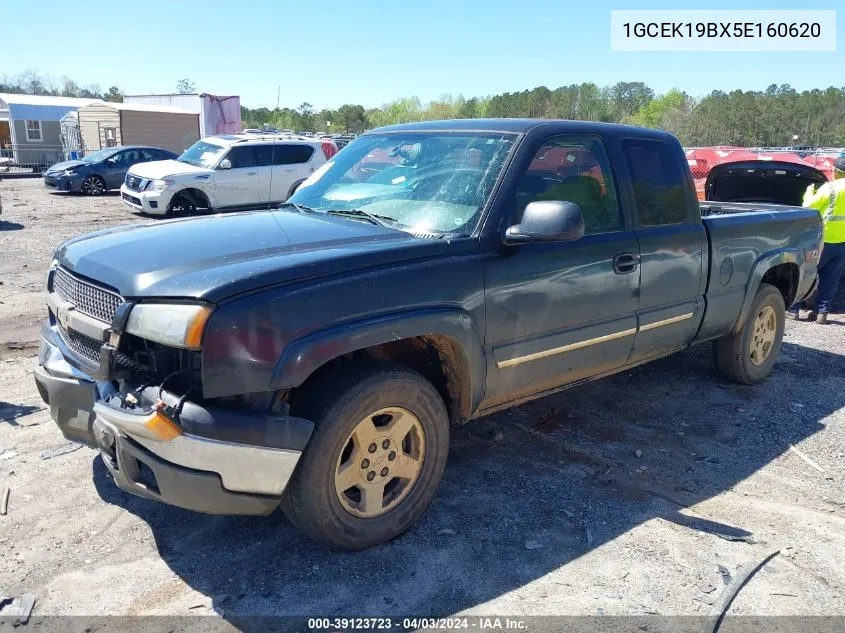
top-left (622, 139), bottom-right (689, 226)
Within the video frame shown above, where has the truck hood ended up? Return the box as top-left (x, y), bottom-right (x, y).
top-left (55, 210), bottom-right (448, 302)
top-left (127, 159), bottom-right (210, 179)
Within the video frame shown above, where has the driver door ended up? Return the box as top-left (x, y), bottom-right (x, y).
top-left (482, 135), bottom-right (640, 406)
top-left (213, 146), bottom-right (265, 208)
top-left (101, 150), bottom-right (131, 189)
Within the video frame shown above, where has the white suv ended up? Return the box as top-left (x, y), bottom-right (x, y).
top-left (120, 134), bottom-right (337, 216)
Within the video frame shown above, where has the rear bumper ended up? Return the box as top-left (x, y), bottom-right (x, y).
top-left (34, 328), bottom-right (312, 516)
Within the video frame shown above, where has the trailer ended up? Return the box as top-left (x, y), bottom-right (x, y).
top-left (122, 93), bottom-right (241, 137)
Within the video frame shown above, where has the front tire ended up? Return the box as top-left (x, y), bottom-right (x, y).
top-left (715, 282), bottom-right (785, 384)
top-left (166, 193), bottom-right (197, 217)
top-left (81, 175), bottom-right (105, 195)
top-left (283, 361), bottom-right (450, 551)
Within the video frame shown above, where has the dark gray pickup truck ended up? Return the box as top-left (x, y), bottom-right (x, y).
top-left (34, 119), bottom-right (822, 550)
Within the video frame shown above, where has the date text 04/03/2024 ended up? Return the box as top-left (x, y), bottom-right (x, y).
top-left (306, 617), bottom-right (528, 630)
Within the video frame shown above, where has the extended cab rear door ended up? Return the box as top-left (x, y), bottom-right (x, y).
top-left (620, 138), bottom-right (707, 363)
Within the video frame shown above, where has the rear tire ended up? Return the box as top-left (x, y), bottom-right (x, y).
top-left (282, 361), bottom-right (450, 551)
top-left (715, 282), bottom-right (785, 384)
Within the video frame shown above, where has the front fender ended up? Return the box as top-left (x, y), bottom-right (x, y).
top-left (271, 308), bottom-right (486, 414)
top-left (731, 248), bottom-right (801, 335)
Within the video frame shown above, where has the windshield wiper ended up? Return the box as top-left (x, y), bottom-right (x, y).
top-left (326, 208), bottom-right (398, 228)
top-left (276, 201), bottom-right (317, 214)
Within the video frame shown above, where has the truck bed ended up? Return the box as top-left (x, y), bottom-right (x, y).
top-left (695, 202), bottom-right (822, 342)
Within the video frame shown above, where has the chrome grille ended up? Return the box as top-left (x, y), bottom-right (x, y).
top-left (125, 173), bottom-right (145, 192)
top-left (57, 323), bottom-right (101, 366)
top-left (52, 267), bottom-right (122, 324)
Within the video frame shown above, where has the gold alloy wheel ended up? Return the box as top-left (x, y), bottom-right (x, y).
top-left (334, 407), bottom-right (426, 518)
top-left (749, 305), bottom-right (777, 366)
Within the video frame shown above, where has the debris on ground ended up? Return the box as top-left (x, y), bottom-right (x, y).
top-left (635, 449), bottom-right (643, 458)
top-left (0, 593), bottom-right (36, 625)
top-left (0, 486), bottom-right (9, 515)
top-left (0, 450), bottom-right (17, 460)
top-left (524, 539), bottom-right (543, 550)
top-left (585, 528), bottom-right (594, 546)
top-left (789, 444), bottom-right (826, 473)
top-left (698, 581), bottom-right (717, 594)
top-left (714, 531), bottom-right (756, 545)
top-left (717, 564), bottom-right (731, 584)
top-left (40, 442), bottom-right (81, 460)
top-left (705, 547), bottom-right (783, 633)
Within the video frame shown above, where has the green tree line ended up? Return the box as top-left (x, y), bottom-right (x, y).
top-left (243, 82), bottom-right (845, 147)
top-left (4, 71), bottom-right (844, 146)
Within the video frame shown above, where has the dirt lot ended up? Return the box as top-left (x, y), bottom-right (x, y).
top-left (1, 178), bottom-right (844, 627)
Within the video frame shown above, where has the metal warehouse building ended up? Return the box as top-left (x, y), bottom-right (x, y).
top-left (78, 102), bottom-right (200, 155)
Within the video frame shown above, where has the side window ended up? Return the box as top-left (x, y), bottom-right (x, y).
top-left (140, 150), bottom-right (154, 162)
top-left (273, 144), bottom-right (315, 165)
top-left (252, 144), bottom-right (274, 167)
top-left (225, 146), bottom-right (257, 169)
top-left (622, 139), bottom-right (688, 226)
top-left (515, 136), bottom-right (621, 234)
top-left (122, 150), bottom-right (140, 164)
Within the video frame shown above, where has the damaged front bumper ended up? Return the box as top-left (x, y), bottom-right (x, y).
top-left (34, 324), bottom-right (313, 516)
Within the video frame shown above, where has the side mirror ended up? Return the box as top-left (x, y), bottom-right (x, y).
top-left (503, 200), bottom-right (585, 244)
top-left (218, 158), bottom-right (232, 170)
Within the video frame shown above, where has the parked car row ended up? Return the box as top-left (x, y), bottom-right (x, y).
top-left (43, 134), bottom-right (340, 217)
top-left (42, 146), bottom-right (178, 194)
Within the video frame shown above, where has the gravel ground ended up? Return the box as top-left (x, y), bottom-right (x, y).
top-left (1, 178), bottom-right (844, 627)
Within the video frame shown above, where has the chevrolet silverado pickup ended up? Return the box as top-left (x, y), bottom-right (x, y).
top-left (34, 119), bottom-right (822, 550)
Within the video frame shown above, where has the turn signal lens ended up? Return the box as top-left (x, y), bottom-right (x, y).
top-left (144, 411), bottom-right (183, 441)
top-left (184, 306), bottom-right (213, 349)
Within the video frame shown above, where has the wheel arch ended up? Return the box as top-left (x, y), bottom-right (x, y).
top-left (272, 309), bottom-right (486, 424)
top-left (731, 250), bottom-right (800, 335)
top-left (286, 179), bottom-right (306, 200)
top-left (172, 187), bottom-right (211, 210)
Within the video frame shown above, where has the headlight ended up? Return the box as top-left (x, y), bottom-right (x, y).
top-left (63, 168), bottom-right (80, 176)
top-left (125, 303), bottom-right (212, 350)
top-left (147, 179), bottom-right (173, 191)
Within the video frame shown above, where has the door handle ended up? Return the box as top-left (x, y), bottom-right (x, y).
top-left (284, 169), bottom-right (295, 173)
top-left (247, 171), bottom-right (257, 176)
top-left (613, 252), bottom-right (640, 274)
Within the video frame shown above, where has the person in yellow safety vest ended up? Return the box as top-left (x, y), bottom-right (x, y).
top-left (788, 157), bottom-right (845, 324)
